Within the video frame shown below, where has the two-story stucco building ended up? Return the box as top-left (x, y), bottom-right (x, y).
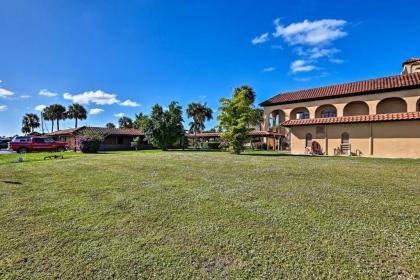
top-left (259, 58), bottom-right (420, 158)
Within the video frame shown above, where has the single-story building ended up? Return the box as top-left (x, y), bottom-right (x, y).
top-left (259, 58), bottom-right (420, 158)
top-left (48, 126), bottom-right (149, 151)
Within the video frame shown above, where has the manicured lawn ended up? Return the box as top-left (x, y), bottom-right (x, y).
top-left (0, 151), bottom-right (419, 279)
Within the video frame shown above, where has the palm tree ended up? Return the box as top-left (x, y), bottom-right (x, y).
top-left (50, 104), bottom-right (66, 131)
top-left (186, 102), bottom-right (213, 147)
top-left (21, 125), bottom-right (31, 135)
top-left (106, 122), bottom-right (116, 128)
top-left (118, 116), bottom-right (133, 128)
top-left (66, 103), bottom-right (87, 128)
top-left (22, 113), bottom-right (40, 133)
top-left (43, 106), bottom-right (54, 132)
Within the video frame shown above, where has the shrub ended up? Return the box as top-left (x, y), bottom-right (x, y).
top-left (78, 129), bottom-right (106, 153)
top-left (207, 141), bottom-right (221, 149)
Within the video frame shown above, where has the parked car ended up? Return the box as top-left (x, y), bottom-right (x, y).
top-left (9, 137), bottom-right (68, 153)
top-left (0, 139), bottom-right (10, 149)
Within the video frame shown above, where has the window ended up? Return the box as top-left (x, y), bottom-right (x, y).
top-left (305, 133), bottom-right (313, 148)
top-left (341, 132), bottom-right (349, 144)
top-left (320, 108), bottom-right (337, 118)
top-left (44, 138), bottom-right (54, 143)
top-left (33, 138), bottom-right (45, 143)
top-left (117, 136), bottom-right (124, 145)
top-left (296, 112), bottom-right (310, 119)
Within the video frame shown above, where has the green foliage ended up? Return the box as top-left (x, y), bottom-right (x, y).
top-left (77, 129), bottom-right (106, 153)
top-left (217, 85), bottom-right (260, 154)
top-left (44, 104), bottom-right (66, 131)
top-left (66, 103), bottom-right (87, 128)
top-left (186, 102), bottom-right (213, 148)
top-left (133, 113), bottom-right (149, 131)
top-left (22, 113), bottom-right (40, 134)
top-left (105, 122), bottom-right (116, 128)
top-left (118, 116), bottom-right (133, 129)
top-left (144, 102), bottom-right (184, 150)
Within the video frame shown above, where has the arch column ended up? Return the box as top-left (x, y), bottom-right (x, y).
top-left (366, 100), bottom-right (379, 115)
top-left (308, 106), bottom-right (317, 119)
top-left (404, 96), bottom-right (419, 112)
top-left (335, 104), bottom-right (346, 117)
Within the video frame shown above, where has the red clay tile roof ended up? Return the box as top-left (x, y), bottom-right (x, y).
top-left (402, 58), bottom-right (420, 65)
top-left (186, 130), bottom-right (281, 138)
top-left (260, 72), bottom-right (420, 106)
top-left (282, 112), bottom-right (420, 126)
top-left (47, 126), bottom-right (144, 136)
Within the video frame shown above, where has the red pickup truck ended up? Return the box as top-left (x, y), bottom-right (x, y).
top-left (9, 137), bottom-right (68, 153)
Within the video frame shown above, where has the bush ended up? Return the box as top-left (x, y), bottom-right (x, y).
top-left (207, 141), bottom-right (221, 149)
top-left (78, 129), bottom-right (106, 153)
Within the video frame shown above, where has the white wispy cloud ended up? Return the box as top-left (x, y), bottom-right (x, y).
top-left (0, 88), bottom-right (14, 98)
top-left (35, 105), bottom-right (47, 112)
top-left (20, 95), bottom-right (30, 99)
top-left (295, 47), bottom-right (340, 59)
top-left (63, 90), bottom-right (119, 105)
top-left (0, 105), bottom-right (7, 111)
top-left (252, 33), bottom-right (269, 44)
top-left (0, 80), bottom-right (2, 83)
top-left (290, 60), bottom-right (316, 73)
top-left (329, 58), bottom-right (344, 64)
top-left (114, 113), bottom-right (125, 117)
top-left (263, 67), bottom-right (276, 72)
top-left (120, 99), bottom-right (140, 107)
top-left (39, 89), bottom-right (58, 97)
top-left (89, 108), bottom-right (104, 115)
top-left (273, 18), bottom-right (347, 46)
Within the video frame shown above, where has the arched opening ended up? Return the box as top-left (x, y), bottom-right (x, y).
top-left (290, 107), bottom-right (310, 120)
top-left (341, 132), bottom-right (349, 144)
top-left (305, 133), bottom-right (312, 148)
top-left (376, 97), bottom-right (407, 114)
top-left (343, 101), bottom-right (369, 116)
top-left (269, 110), bottom-right (286, 132)
top-left (315, 104), bottom-right (337, 118)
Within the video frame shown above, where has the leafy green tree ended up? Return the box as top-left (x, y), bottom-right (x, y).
top-left (105, 122), bottom-right (116, 128)
top-left (144, 102), bottom-right (184, 150)
top-left (22, 113), bottom-right (40, 133)
top-left (186, 102), bottom-right (213, 147)
top-left (133, 113), bottom-right (149, 131)
top-left (66, 103), bottom-right (87, 128)
top-left (21, 125), bottom-right (31, 135)
top-left (43, 106), bottom-right (55, 132)
top-left (49, 104), bottom-right (66, 131)
top-left (217, 85), bottom-right (260, 154)
top-left (118, 116), bottom-right (133, 128)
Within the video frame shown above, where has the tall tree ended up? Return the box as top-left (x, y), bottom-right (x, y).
top-left (186, 102), bottom-right (213, 147)
top-left (105, 122), bottom-right (116, 128)
top-left (133, 113), bottom-right (150, 131)
top-left (144, 102), bottom-right (184, 150)
top-left (66, 103), bottom-right (87, 128)
top-left (43, 106), bottom-right (54, 132)
top-left (118, 116), bottom-right (133, 128)
top-left (49, 104), bottom-right (66, 131)
top-left (217, 85), bottom-right (260, 154)
top-left (22, 113), bottom-right (40, 133)
top-left (21, 125), bottom-right (31, 135)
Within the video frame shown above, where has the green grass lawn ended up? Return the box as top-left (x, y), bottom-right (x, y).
top-left (0, 151), bottom-right (419, 279)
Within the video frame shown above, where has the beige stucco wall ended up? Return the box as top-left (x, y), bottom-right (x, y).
top-left (289, 120), bottom-right (420, 158)
top-left (264, 88), bottom-right (420, 129)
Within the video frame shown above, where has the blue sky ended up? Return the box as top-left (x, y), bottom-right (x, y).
top-left (1, 0), bottom-right (419, 135)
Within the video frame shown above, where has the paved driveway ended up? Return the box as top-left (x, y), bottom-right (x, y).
top-left (0, 149), bottom-right (13, 154)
